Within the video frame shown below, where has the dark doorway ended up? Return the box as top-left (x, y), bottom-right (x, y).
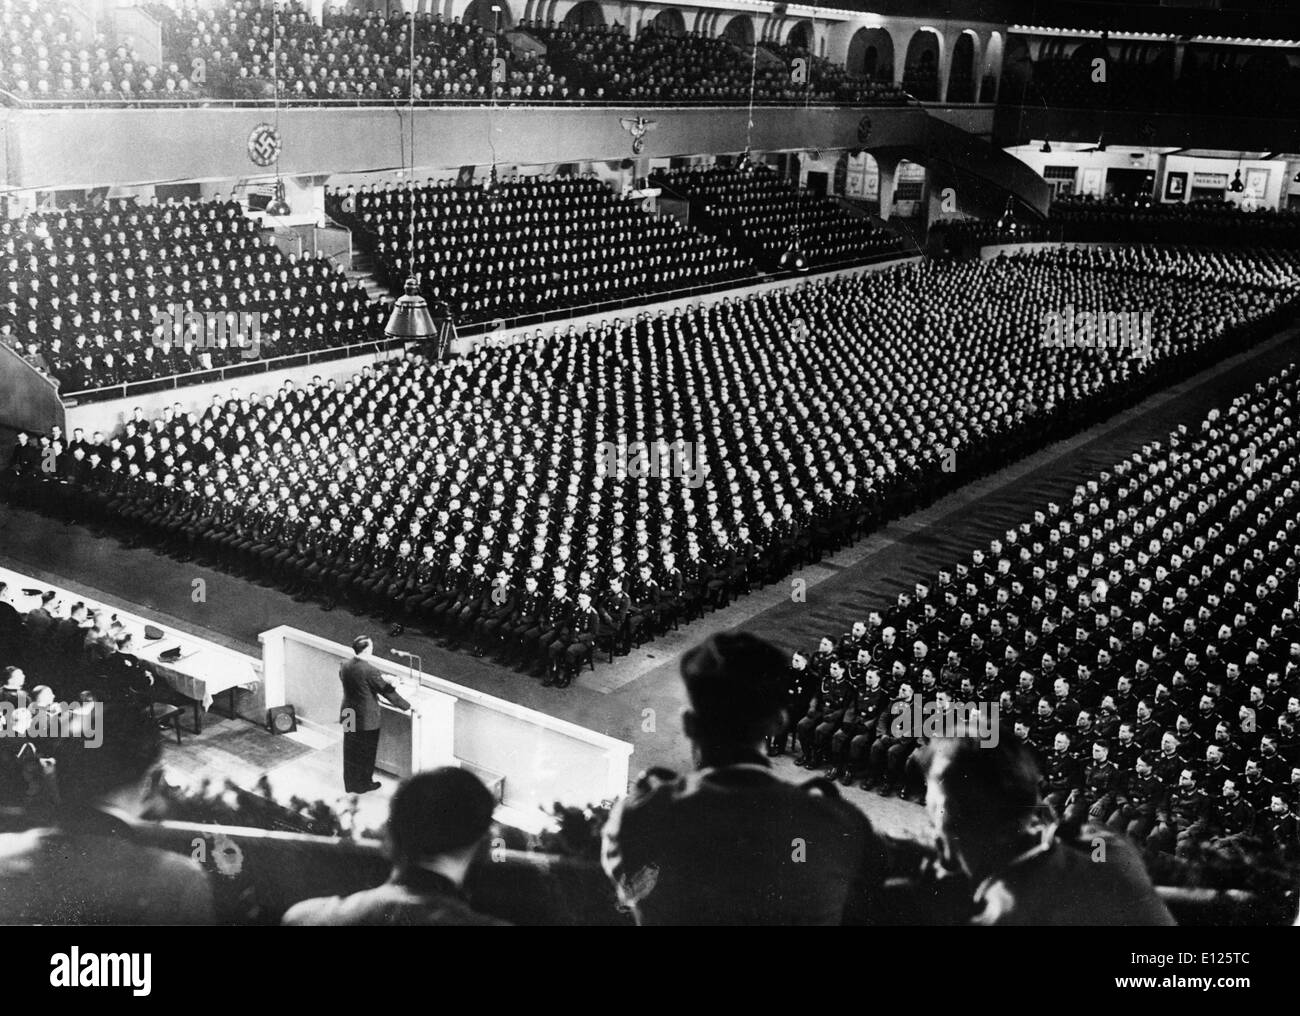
top-left (806, 171), bottom-right (829, 196)
top-left (1105, 167), bottom-right (1156, 200)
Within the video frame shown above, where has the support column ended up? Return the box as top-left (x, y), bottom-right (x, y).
top-left (875, 153), bottom-right (900, 221)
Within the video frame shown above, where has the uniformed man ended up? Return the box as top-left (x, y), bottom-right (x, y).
top-left (923, 737), bottom-right (1174, 925)
top-left (552, 588), bottom-right (598, 688)
top-left (1107, 753), bottom-right (1164, 841)
top-left (1146, 768), bottom-right (1209, 857)
top-left (601, 632), bottom-right (885, 925)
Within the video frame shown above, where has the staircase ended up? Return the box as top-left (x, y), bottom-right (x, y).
top-left (345, 252), bottom-right (393, 303)
top-left (834, 196), bottom-right (924, 253)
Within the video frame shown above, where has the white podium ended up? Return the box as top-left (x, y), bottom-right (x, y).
top-left (258, 627), bottom-right (632, 811)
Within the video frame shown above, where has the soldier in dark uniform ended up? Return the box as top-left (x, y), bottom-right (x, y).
top-left (628, 563), bottom-right (662, 639)
top-left (597, 576), bottom-right (633, 655)
top-left (553, 589), bottom-right (598, 688)
top-left (1041, 731), bottom-right (1081, 818)
top-left (1065, 739), bottom-right (1119, 825)
top-left (500, 573), bottom-right (545, 669)
top-left (400, 543), bottom-right (445, 622)
top-left (830, 667), bottom-right (884, 785)
top-left (601, 632), bottom-right (884, 925)
top-left (425, 551), bottom-right (468, 638)
top-left (473, 569), bottom-right (517, 659)
top-left (767, 651), bottom-right (812, 757)
top-left (1207, 778), bottom-right (1256, 848)
top-left (646, 546), bottom-right (678, 619)
top-left (923, 737), bottom-right (1174, 925)
top-left (1261, 793), bottom-right (1298, 857)
top-left (532, 581), bottom-right (572, 680)
top-left (1108, 753), bottom-right (1164, 841)
top-left (863, 685), bottom-right (918, 795)
top-left (1146, 767), bottom-right (1209, 857)
top-left (446, 559), bottom-right (492, 652)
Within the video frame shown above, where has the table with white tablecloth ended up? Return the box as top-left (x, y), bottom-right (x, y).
top-left (0, 565), bottom-right (261, 732)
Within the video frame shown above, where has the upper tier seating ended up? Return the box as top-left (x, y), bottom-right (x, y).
top-left (0, 196), bottom-right (385, 393)
top-left (330, 173), bottom-right (752, 324)
top-left (652, 164), bottom-right (904, 270)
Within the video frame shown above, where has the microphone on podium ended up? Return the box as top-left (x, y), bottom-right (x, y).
top-left (390, 649), bottom-right (415, 660)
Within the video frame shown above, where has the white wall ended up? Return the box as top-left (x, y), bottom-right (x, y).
top-left (1007, 144), bottom-right (1291, 211)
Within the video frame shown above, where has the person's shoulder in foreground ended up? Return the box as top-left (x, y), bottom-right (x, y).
top-left (283, 870), bottom-right (508, 926)
top-left (602, 631), bottom-right (885, 925)
top-left (924, 734), bottom-right (1175, 927)
top-left (972, 824), bottom-right (1176, 927)
top-left (283, 767), bottom-right (510, 927)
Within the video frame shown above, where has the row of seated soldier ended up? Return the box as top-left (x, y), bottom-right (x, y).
top-left (934, 196), bottom-right (1300, 252)
top-left (773, 365), bottom-right (1300, 872)
top-left (0, 194), bottom-right (384, 393)
top-left (651, 163), bottom-right (904, 271)
top-left (1, 0), bottom-right (918, 106)
top-left (4, 245), bottom-right (1299, 687)
top-left (330, 173), bottom-right (752, 326)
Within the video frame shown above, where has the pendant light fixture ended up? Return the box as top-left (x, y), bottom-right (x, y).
top-left (385, 4), bottom-right (436, 339)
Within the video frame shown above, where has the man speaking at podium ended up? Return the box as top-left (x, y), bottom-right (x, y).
top-left (341, 635), bottom-right (416, 793)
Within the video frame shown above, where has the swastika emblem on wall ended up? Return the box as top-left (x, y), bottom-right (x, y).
top-left (857, 115), bottom-right (873, 146)
top-left (247, 123), bottom-right (283, 167)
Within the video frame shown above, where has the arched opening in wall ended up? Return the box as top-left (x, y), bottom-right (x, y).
top-left (721, 14), bottom-right (754, 49)
top-left (1001, 34), bottom-right (1034, 105)
top-left (786, 20), bottom-right (813, 53)
top-left (892, 159), bottom-right (926, 219)
top-left (903, 29), bottom-right (941, 100)
top-left (948, 31), bottom-right (976, 102)
top-left (1053, 37), bottom-right (1111, 107)
top-left (1240, 48), bottom-right (1291, 114)
top-left (649, 8), bottom-right (685, 37)
top-left (562, 0), bottom-right (604, 29)
top-left (837, 150), bottom-right (880, 208)
top-left (980, 31), bottom-right (1003, 102)
top-left (463, 0), bottom-right (513, 30)
top-left (846, 27), bottom-right (893, 82)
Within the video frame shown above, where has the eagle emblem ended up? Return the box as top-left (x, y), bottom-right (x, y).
top-left (620, 115), bottom-right (658, 155)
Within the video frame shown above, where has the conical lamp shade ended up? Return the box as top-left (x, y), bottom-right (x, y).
top-left (385, 278), bottom-right (438, 339)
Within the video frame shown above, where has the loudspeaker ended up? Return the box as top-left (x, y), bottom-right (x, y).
top-left (266, 705), bottom-right (298, 735)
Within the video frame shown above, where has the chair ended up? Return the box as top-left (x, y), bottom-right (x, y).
top-left (148, 701), bottom-right (185, 745)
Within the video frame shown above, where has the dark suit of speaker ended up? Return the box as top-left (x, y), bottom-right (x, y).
top-left (339, 655), bottom-right (412, 793)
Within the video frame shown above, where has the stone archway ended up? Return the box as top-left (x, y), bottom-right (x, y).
top-left (903, 28), bottom-right (942, 100)
top-left (847, 26), bottom-right (894, 81)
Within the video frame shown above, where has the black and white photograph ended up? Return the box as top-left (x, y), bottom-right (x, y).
top-left (0, 0), bottom-right (1297, 988)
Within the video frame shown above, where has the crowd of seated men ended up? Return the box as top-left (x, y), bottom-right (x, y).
top-left (0, 580), bottom-right (174, 807)
top-left (2, 0), bottom-right (917, 107)
top-left (774, 365), bottom-right (1300, 870)
top-left (0, 0), bottom-right (187, 101)
top-left (901, 51), bottom-right (939, 102)
top-left (330, 173), bottom-right (751, 325)
top-left (526, 21), bottom-right (910, 105)
top-left (763, 41), bottom-right (910, 105)
top-left (652, 164), bottom-right (903, 270)
top-left (0, 195), bottom-right (385, 393)
top-left (166, 1), bottom-right (565, 103)
top-left (4, 245), bottom-right (1297, 684)
top-left (933, 197), bottom-right (1300, 253)
top-left (1048, 196), bottom-right (1300, 248)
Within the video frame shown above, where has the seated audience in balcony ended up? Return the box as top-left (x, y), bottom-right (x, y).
top-left (652, 163), bottom-right (902, 270)
top-left (0, 194), bottom-right (384, 391)
top-left (331, 172), bottom-right (750, 324)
